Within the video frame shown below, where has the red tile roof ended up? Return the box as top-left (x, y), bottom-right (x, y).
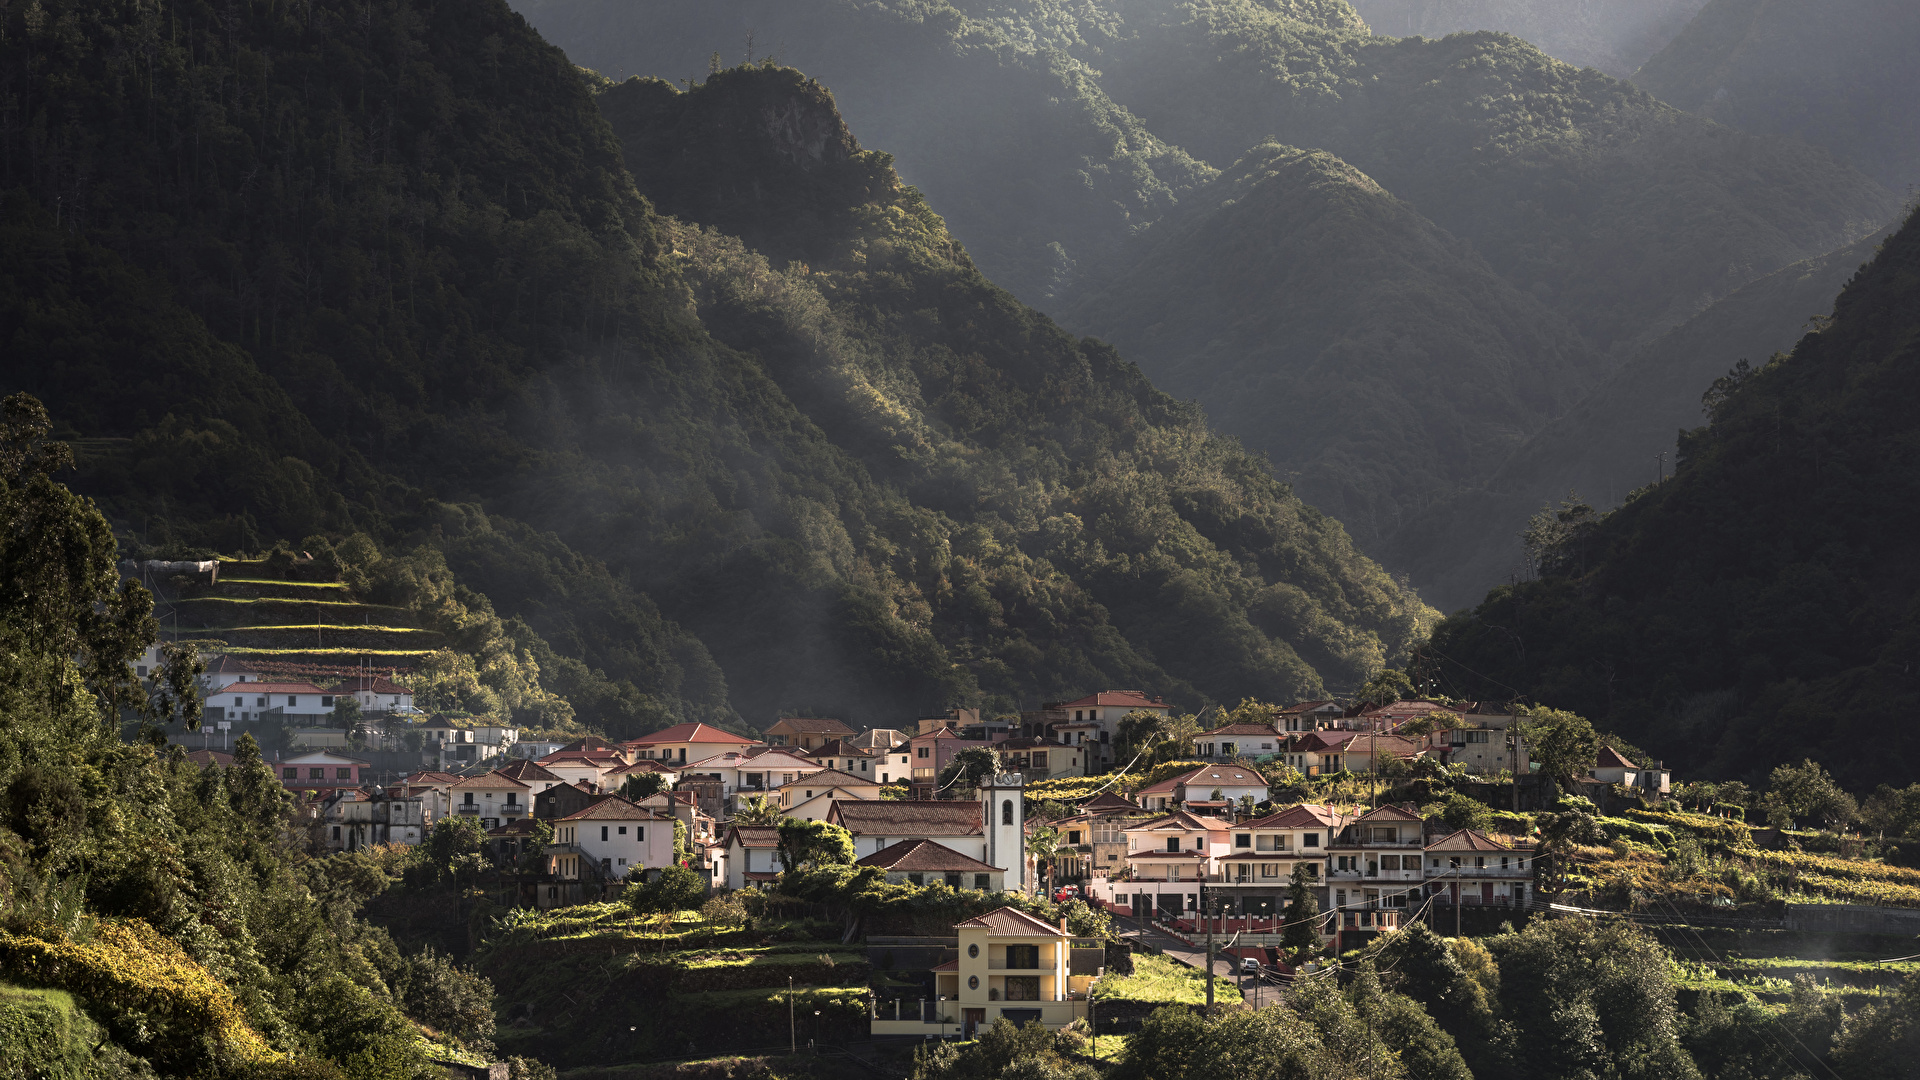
top-left (857, 839), bottom-right (1001, 874)
top-left (1136, 765), bottom-right (1268, 796)
top-left (1200, 723), bottom-right (1283, 737)
top-left (493, 759), bottom-right (562, 783)
top-left (623, 723), bottom-right (759, 747)
top-left (184, 749), bottom-right (234, 766)
top-left (953, 907), bottom-right (1063, 936)
top-left (559, 795), bottom-right (666, 822)
top-left (1241, 803), bottom-right (1346, 830)
top-left (790, 769), bottom-right (879, 790)
top-left (1079, 792), bottom-right (1140, 811)
top-left (771, 716), bottom-right (855, 735)
top-left (1426, 829), bottom-right (1516, 852)
top-left (724, 825), bottom-right (781, 849)
top-left (828, 800), bottom-right (983, 836)
top-left (454, 772), bottom-right (530, 790)
top-left (212, 681), bottom-right (331, 695)
top-left (1596, 746), bottom-right (1637, 769)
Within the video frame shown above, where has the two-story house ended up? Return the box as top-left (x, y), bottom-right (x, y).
top-left (681, 748), bottom-right (819, 805)
top-left (808, 739), bottom-right (881, 778)
top-left (877, 741), bottom-right (914, 785)
top-left (326, 674), bottom-right (414, 715)
top-left (1592, 746), bottom-right (1671, 796)
top-left (493, 757), bottom-right (568, 794)
top-left (550, 796), bottom-right (679, 884)
top-left (1209, 803), bottom-right (1350, 917)
top-left (1276, 700), bottom-right (1345, 733)
top-left (1133, 764), bottom-right (1270, 811)
top-left (537, 747), bottom-right (626, 788)
top-left (450, 772), bottom-right (531, 829)
top-left (1284, 732), bottom-right (1427, 778)
top-left (718, 824), bottom-right (782, 889)
top-left (1119, 810), bottom-right (1232, 918)
top-left (1425, 829), bottom-right (1532, 908)
top-left (765, 716), bottom-right (855, 751)
top-left (1041, 690), bottom-right (1171, 772)
top-left (993, 738), bottom-right (1084, 781)
top-left (620, 722), bottom-right (759, 765)
top-left (935, 909), bottom-right (1086, 1035)
top-left (534, 779), bottom-right (601, 821)
top-left (273, 750), bottom-right (370, 791)
top-left (906, 728), bottom-right (987, 795)
top-left (215, 681), bottom-right (336, 725)
top-left (781, 769), bottom-right (885, 821)
top-left (316, 789), bottom-right (428, 851)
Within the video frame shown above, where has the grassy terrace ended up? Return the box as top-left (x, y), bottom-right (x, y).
top-left (178, 646), bottom-right (439, 658)
top-left (215, 578), bottom-right (350, 588)
top-left (1091, 952), bottom-right (1240, 1005)
top-left (180, 596), bottom-right (408, 609)
top-left (193, 624), bottom-right (435, 634)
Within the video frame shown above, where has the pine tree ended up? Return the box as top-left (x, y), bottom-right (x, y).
top-left (1283, 864), bottom-right (1322, 955)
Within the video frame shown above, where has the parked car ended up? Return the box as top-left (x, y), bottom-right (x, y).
top-left (1241, 957), bottom-right (1262, 975)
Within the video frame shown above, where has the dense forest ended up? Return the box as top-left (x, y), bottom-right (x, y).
top-left (1, 0), bottom-right (1433, 732)
top-left (515, 0), bottom-right (1900, 586)
top-left (1426, 206), bottom-right (1920, 790)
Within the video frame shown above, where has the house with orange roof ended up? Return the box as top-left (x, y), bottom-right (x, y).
top-left (1133, 764), bottom-right (1269, 810)
top-left (450, 771), bottom-right (531, 829)
top-left (1423, 828), bottom-right (1533, 909)
top-left (1040, 690), bottom-right (1172, 771)
top-left (620, 722), bottom-right (760, 765)
top-left (1194, 722), bottom-right (1284, 762)
top-left (1118, 810), bottom-right (1232, 918)
top-left (856, 839), bottom-right (1005, 890)
top-left (765, 715), bottom-right (855, 751)
top-left (536, 749), bottom-right (622, 789)
top-left (871, 907), bottom-right (1090, 1038)
top-left (545, 796), bottom-right (681, 907)
top-left (780, 769), bottom-right (885, 822)
top-left (210, 681), bottom-right (337, 725)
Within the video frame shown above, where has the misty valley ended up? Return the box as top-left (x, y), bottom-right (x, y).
top-left (0, 0), bottom-right (1917, 1077)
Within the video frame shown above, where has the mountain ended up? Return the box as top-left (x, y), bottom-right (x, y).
top-left (514, 0), bottom-right (1899, 601)
top-left (1387, 230), bottom-right (1891, 610)
top-left (1055, 141), bottom-right (1602, 551)
top-left (1423, 206), bottom-right (1920, 789)
top-left (1633, 0), bottom-right (1920, 192)
top-left (0, 0), bottom-right (1433, 732)
top-left (507, 0), bottom-right (1216, 305)
top-left (1349, 0), bottom-right (1709, 77)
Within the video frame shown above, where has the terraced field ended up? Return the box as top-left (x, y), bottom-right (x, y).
top-left (149, 561), bottom-right (442, 667)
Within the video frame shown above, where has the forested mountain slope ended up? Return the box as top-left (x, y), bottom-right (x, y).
top-left (516, 0), bottom-right (1899, 604)
top-left (1392, 230), bottom-right (1891, 610)
top-left (1424, 209), bottom-right (1920, 789)
top-left (1633, 0), bottom-right (1920, 192)
top-left (1349, 0), bottom-right (1708, 76)
top-left (1055, 142), bottom-right (1601, 550)
top-left (1, 0), bottom-right (1431, 729)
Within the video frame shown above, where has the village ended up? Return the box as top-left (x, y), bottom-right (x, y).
top-left (158, 645), bottom-right (1712, 1045)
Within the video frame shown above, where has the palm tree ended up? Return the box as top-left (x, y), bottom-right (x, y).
top-left (735, 793), bottom-right (785, 825)
top-left (1027, 825), bottom-right (1060, 895)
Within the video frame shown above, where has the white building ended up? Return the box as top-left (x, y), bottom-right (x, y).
top-left (209, 681), bottom-right (336, 724)
top-left (550, 796), bottom-right (679, 883)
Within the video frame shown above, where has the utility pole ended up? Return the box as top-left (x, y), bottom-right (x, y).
top-left (1204, 887), bottom-right (1215, 1010)
top-left (789, 976), bottom-right (796, 1054)
top-left (1454, 866), bottom-right (1462, 939)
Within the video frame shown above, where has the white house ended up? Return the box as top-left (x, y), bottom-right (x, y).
top-left (681, 748), bottom-right (820, 804)
top-left (781, 769), bottom-right (885, 821)
top-left (1132, 764), bottom-right (1269, 810)
top-left (855, 839), bottom-right (1005, 890)
top-left (718, 824), bottom-right (783, 889)
top-left (210, 681), bottom-right (335, 724)
top-left (327, 674), bottom-right (415, 715)
top-left (1041, 690), bottom-right (1173, 771)
top-left (620, 722), bottom-right (760, 765)
top-left (1592, 746), bottom-right (1671, 795)
top-left (450, 772), bottom-right (532, 830)
top-left (551, 796), bottom-right (679, 882)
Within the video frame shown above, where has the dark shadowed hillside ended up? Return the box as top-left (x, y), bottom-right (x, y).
top-left (1389, 230), bottom-right (1893, 610)
top-left (0, 0), bottom-right (1432, 730)
top-left (1633, 0), bottom-right (1920, 192)
top-left (1425, 208), bottom-right (1920, 789)
top-left (1056, 142), bottom-right (1601, 551)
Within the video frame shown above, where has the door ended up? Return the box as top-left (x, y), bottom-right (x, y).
top-left (963, 1009), bottom-right (985, 1037)
top-left (1481, 882), bottom-right (1494, 904)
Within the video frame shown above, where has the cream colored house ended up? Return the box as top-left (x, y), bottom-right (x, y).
top-left (870, 907), bottom-right (1090, 1038)
top-left (780, 769), bottom-right (884, 821)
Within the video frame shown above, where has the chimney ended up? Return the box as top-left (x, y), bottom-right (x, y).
top-left (1058, 916), bottom-right (1067, 935)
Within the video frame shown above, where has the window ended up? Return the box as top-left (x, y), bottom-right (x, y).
top-left (945, 873), bottom-right (962, 888)
top-left (336, 768), bottom-right (352, 779)
top-left (618, 826), bottom-right (627, 835)
top-left (1261, 863), bottom-right (1279, 878)
top-left (917, 747), bottom-right (930, 759)
top-left (1337, 856), bottom-right (1355, 871)
top-left (1194, 836), bottom-right (1204, 850)
top-left (1099, 730), bottom-right (1109, 743)
top-left (1305, 864), bottom-right (1319, 879)
top-left (287, 696), bottom-right (297, 707)
top-left (235, 697), bottom-right (243, 706)
top-left (256, 697), bottom-right (266, 707)
top-left (1002, 800), bottom-right (1014, 826)
top-left (1222, 743), bottom-right (1236, 757)
top-left (507, 793), bottom-right (517, 806)
top-left (860, 761), bottom-right (868, 771)
top-left (637, 827), bottom-right (645, 841)
top-left (1369, 827), bottom-right (1397, 842)
top-left (1005, 945), bottom-right (1039, 969)
top-left (309, 768), bottom-right (325, 780)
top-left (1303, 833), bottom-right (1320, 847)
top-left (975, 874), bottom-right (990, 889)
top-left (321, 696), bottom-right (333, 707)
top-left (601, 826), bottom-right (609, 842)
top-left (1032, 751), bottom-right (1048, 768)
top-left (1235, 833), bottom-right (1252, 849)
top-left (1500, 856), bottom-right (1509, 869)
top-left (1381, 855), bottom-right (1401, 871)
top-left (1474, 856), bottom-right (1485, 868)
top-left (282, 768), bottom-right (297, 779)
top-left (1335, 889), bottom-right (1347, 906)
top-left (908, 872), bottom-right (924, 886)
top-left (1068, 831), bottom-right (1082, 845)
top-left (331, 826), bottom-right (340, 840)
top-left (1166, 837), bottom-right (1180, 853)
top-left (618, 858), bottom-right (627, 867)
top-left (464, 792), bottom-right (475, 805)
top-left (1004, 976), bottom-right (1040, 1001)
top-left (136, 665), bottom-right (147, 677)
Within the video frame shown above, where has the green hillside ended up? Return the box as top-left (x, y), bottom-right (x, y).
top-left (1392, 229), bottom-right (1890, 610)
top-left (1350, 0), bottom-right (1708, 76)
top-left (1424, 207), bottom-right (1920, 789)
top-left (1633, 0), bottom-right (1920, 191)
top-left (1056, 141), bottom-right (1601, 551)
top-left (2, 0), bottom-right (1431, 731)
top-left (514, 0), bottom-right (1898, 601)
